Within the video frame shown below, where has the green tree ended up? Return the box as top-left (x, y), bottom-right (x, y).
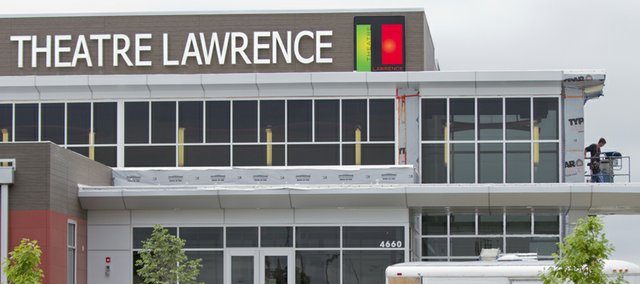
top-left (135, 225), bottom-right (202, 284)
top-left (540, 216), bottom-right (626, 284)
top-left (2, 238), bottom-right (44, 284)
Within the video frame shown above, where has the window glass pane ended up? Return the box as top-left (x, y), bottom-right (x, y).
top-left (0, 104), bottom-right (12, 142)
top-left (342, 144), bottom-right (394, 165)
top-left (133, 252), bottom-right (143, 284)
top-left (478, 214), bottom-right (503, 235)
top-left (125, 102), bottom-right (149, 143)
top-left (534, 143), bottom-right (559, 183)
top-left (506, 214), bottom-right (531, 235)
top-left (287, 100), bottom-right (312, 142)
top-left (94, 102), bottom-right (117, 144)
top-left (422, 214), bottom-right (447, 235)
top-left (152, 102), bottom-right (175, 143)
top-left (478, 143), bottom-right (503, 183)
top-left (478, 98), bottom-right (503, 140)
top-left (226, 227), bottom-right (258, 247)
top-left (233, 101), bottom-right (257, 142)
top-left (41, 103), bottom-right (65, 144)
top-left (534, 214), bottom-right (559, 235)
top-left (422, 99), bottom-right (446, 141)
top-left (296, 227), bottom-right (339, 248)
top-left (67, 103), bottom-right (91, 144)
top-left (422, 144), bottom-right (446, 183)
top-left (288, 144), bottom-right (339, 166)
top-left (68, 248), bottom-right (75, 284)
top-left (233, 145), bottom-right (284, 166)
top-left (451, 238), bottom-right (503, 257)
top-left (260, 100), bottom-right (285, 142)
top-left (451, 143), bottom-right (475, 183)
top-left (68, 223), bottom-right (76, 246)
top-left (133, 227), bottom-right (176, 249)
top-left (264, 255), bottom-right (287, 284)
top-left (296, 251), bottom-right (340, 284)
top-left (506, 237), bottom-right (558, 256)
top-left (534, 98), bottom-right (558, 140)
top-left (450, 99), bottom-right (474, 140)
top-left (342, 100), bottom-right (367, 142)
top-left (232, 256), bottom-right (254, 283)
top-left (506, 98), bottom-right (530, 140)
top-left (185, 251), bottom-right (223, 284)
top-left (206, 101), bottom-right (230, 143)
top-left (369, 99), bottom-right (394, 141)
top-left (422, 238), bottom-right (447, 257)
top-left (125, 146), bottom-right (175, 167)
top-left (315, 100), bottom-right (339, 142)
top-left (95, 147), bottom-right (117, 167)
top-left (68, 147), bottom-right (88, 157)
top-left (343, 227), bottom-right (404, 248)
top-left (450, 214), bottom-right (475, 235)
top-left (15, 104), bottom-right (38, 141)
top-left (342, 250), bottom-right (404, 284)
top-left (261, 227), bottom-right (292, 247)
top-left (180, 227), bottom-right (223, 248)
top-left (506, 143), bottom-right (531, 183)
top-left (179, 101), bottom-right (203, 143)
top-left (185, 145), bottom-right (230, 167)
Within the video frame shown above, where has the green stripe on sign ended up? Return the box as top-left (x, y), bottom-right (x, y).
top-left (356, 24), bottom-right (371, 72)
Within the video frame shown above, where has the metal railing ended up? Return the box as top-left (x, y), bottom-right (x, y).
top-left (584, 155), bottom-right (631, 183)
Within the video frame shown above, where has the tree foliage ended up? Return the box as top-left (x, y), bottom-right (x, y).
top-left (135, 224), bottom-right (202, 284)
top-left (540, 216), bottom-right (626, 284)
top-left (2, 238), bottom-right (44, 284)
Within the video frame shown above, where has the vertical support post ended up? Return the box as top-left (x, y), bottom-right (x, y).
top-left (533, 124), bottom-right (540, 165)
top-left (1, 130), bottom-right (7, 167)
top-left (266, 126), bottom-right (272, 166)
top-left (1, 184), bottom-right (8, 284)
top-left (88, 132), bottom-right (95, 161)
top-left (444, 125), bottom-right (449, 166)
top-left (178, 127), bottom-right (185, 167)
top-left (355, 126), bottom-right (362, 166)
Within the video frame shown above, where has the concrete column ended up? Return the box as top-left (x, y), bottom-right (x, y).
top-left (564, 210), bottom-right (589, 237)
top-left (1, 184), bottom-right (8, 284)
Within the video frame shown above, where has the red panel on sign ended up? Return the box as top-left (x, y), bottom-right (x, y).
top-left (381, 24), bottom-right (403, 65)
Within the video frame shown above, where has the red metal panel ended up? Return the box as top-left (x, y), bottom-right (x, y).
top-left (381, 24), bottom-right (403, 65)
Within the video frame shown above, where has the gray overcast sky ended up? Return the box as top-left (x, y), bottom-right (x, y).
top-left (4, 0), bottom-right (640, 264)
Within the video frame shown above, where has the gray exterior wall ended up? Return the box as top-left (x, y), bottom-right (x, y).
top-left (0, 11), bottom-right (434, 76)
top-left (0, 142), bottom-right (112, 218)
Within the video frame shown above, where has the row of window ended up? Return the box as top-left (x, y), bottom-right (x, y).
top-left (422, 97), bottom-right (559, 141)
top-left (422, 142), bottom-right (559, 183)
top-left (133, 249), bottom-right (403, 284)
top-left (420, 213), bottom-right (560, 261)
top-left (133, 226), bottom-right (405, 249)
top-left (132, 226), bottom-right (405, 284)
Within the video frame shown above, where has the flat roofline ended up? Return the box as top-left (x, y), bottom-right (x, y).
top-left (0, 8), bottom-right (425, 19)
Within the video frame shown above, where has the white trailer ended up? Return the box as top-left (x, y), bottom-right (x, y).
top-left (386, 259), bottom-right (640, 284)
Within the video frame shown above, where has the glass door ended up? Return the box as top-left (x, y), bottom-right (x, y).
top-left (226, 250), bottom-right (259, 284)
top-left (261, 250), bottom-right (294, 284)
top-left (225, 250), bottom-right (294, 284)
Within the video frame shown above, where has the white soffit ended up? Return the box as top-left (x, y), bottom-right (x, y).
top-left (89, 75), bottom-right (150, 99)
top-left (147, 74), bottom-right (204, 98)
top-left (36, 75), bottom-right (91, 100)
top-left (202, 73), bottom-right (258, 98)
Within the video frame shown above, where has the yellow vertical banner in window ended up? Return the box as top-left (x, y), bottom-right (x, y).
top-left (355, 126), bottom-right (362, 166)
top-left (266, 126), bottom-right (273, 166)
top-left (88, 132), bottom-right (95, 160)
top-left (533, 124), bottom-right (540, 165)
top-left (444, 125), bottom-right (449, 166)
top-left (178, 127), bottom-right (185, 167)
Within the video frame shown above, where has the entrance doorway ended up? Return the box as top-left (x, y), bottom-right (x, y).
top-left (225, 249), bottom-right (294, 284)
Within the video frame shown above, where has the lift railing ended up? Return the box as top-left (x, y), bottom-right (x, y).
top-left (584, 155), bottom-right (631, 183)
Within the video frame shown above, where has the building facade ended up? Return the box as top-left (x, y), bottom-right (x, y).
top-left (1, 8), bottom-right (637, 284)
